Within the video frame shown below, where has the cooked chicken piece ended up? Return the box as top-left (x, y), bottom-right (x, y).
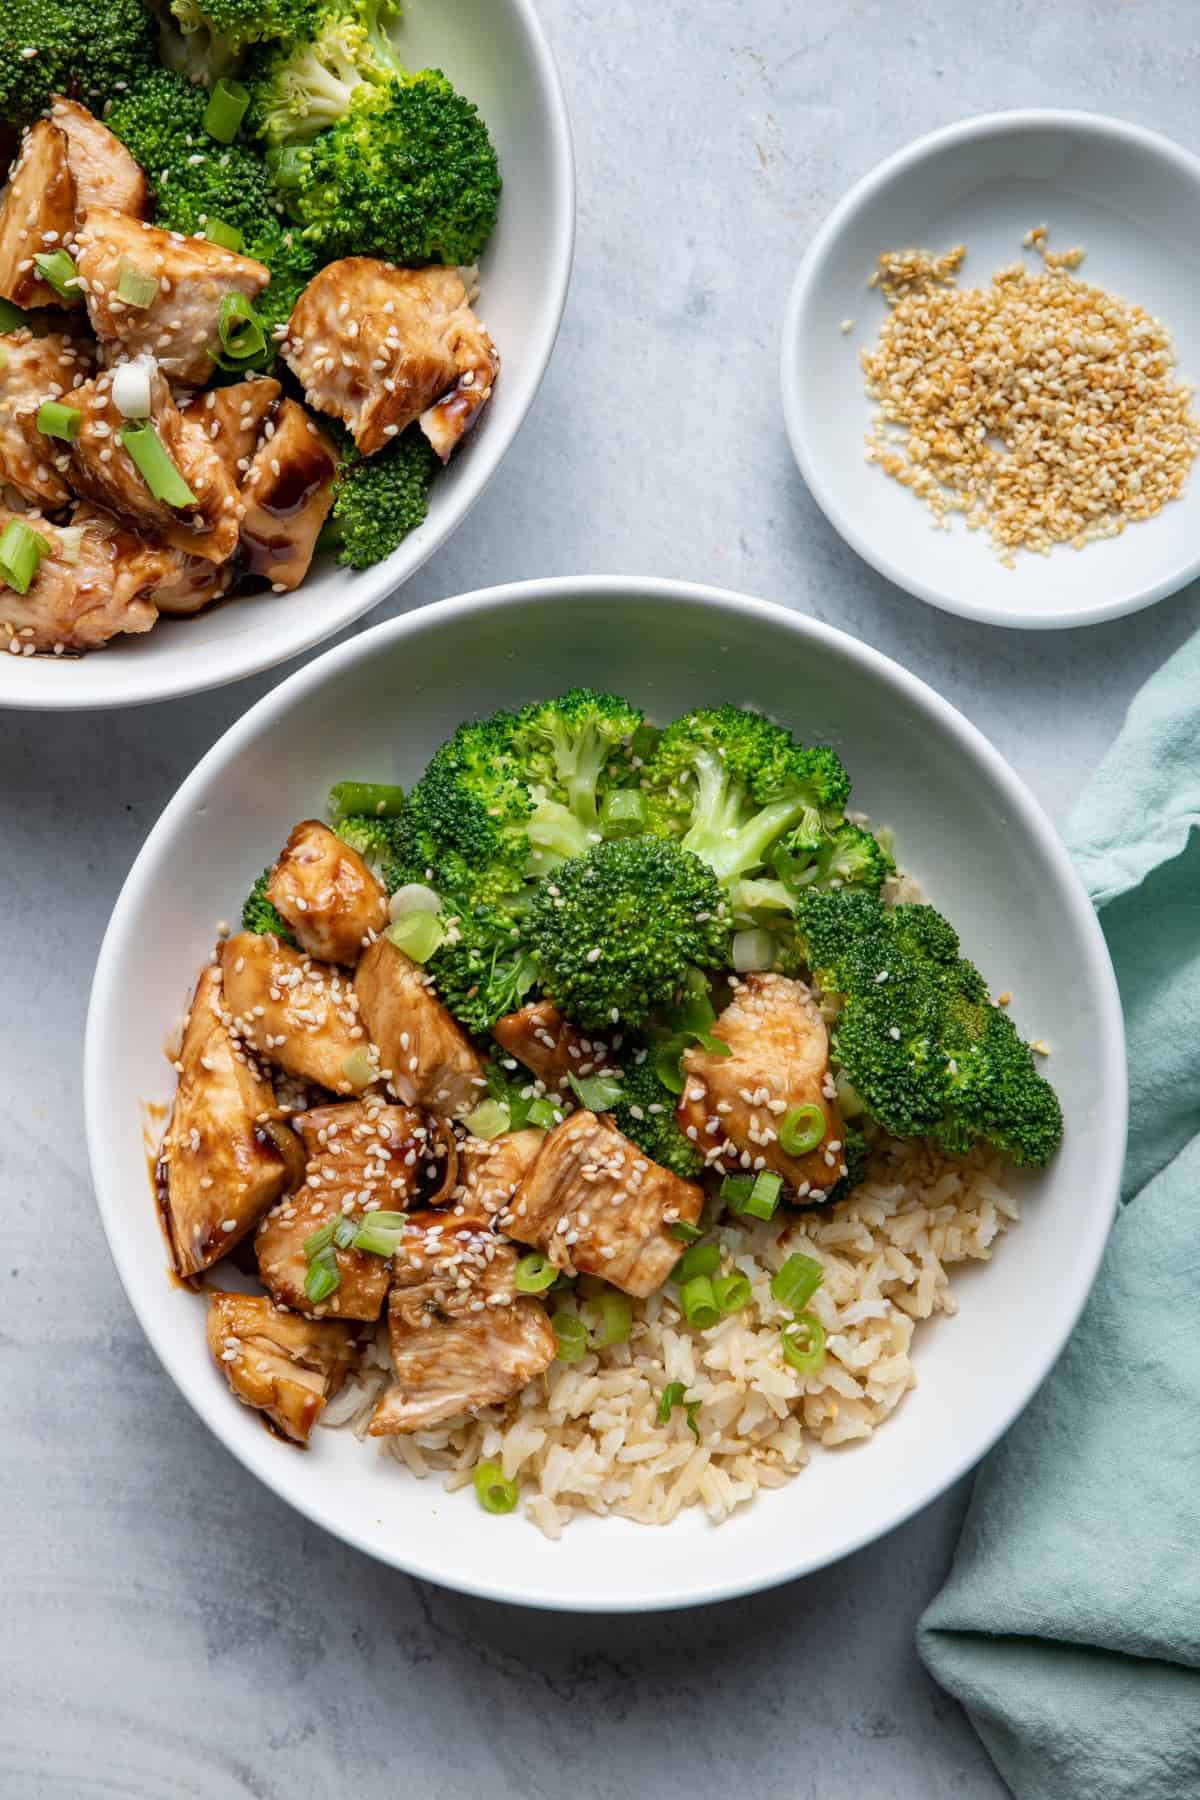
top-left (449, 1128), bottom-right (545, 1217)
top-left (501, 1111), bottom-right (703, 1297)
top-left (67, 365), bottom-right (240, 563)
top-left (239, 400), bottom-right (337, 591)
top-left (180, 376), bottom-right (281, 488)
top-left (49, 98), bottom-right (150, 221)
top-left (266, 818), bottom-right (388, 966)
top-left (676, 973), bottom-right (848, 1198)
top-left (220, 930), bottom-right (380, 1095)
top-left (65, 500), bottom-right (231, 619)
top-left (0, 504), bottom-right (159, 653)
top-left (75, 208), bottom-right (271, 386)
top-left (207, 1291), bottom-right (356, 1445)
top-left (0, 329), bottom-right (94, 508)
top-left (156, 966), bottom-right (306, 1277)
top-left (369, 1209), bottom-right (556, 1434)
top-left (492, 1001), bottom-right (616, 1097)
top-left (0, 121), bottom-right (81, 310)
top-left (355, 936), bottom-right (485, 1117)
top-left (256, 1100), bottom-right (447, 1321)
top-left (285, 258), bottom-right (498, 458)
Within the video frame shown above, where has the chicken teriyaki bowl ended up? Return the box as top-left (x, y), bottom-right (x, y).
top-left (146, 684), bottom-right (1067, 1538)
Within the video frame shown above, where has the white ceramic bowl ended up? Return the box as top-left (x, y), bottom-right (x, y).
top-left (3, 0), bottom-right (573, 712)
top-left (782, 110), bottom-right (1200, 629)
top-left (85, 578), bottom-right (1126, 1610)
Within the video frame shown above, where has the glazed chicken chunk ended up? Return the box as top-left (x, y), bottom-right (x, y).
top-left (676, 973), bottom-right (848, 1198)
top-left (0, 120), bottom-right (80, 310)
top-left (256, 1100), bottom-right (453, 1321)
top-left (49, 98), bottom-right (150, 221)
top-left (239, 399), bottom-right (338, 592)
top-left (450, 1129), bottom-right (545, 1218)
top-left (220, 931), bottom-right (379, 1095)
top-left (355, 936), bottom-right (485, 1117)
top-left (157, 965), bottom-right (306, 1277)
top-left (501, 1111), bottom-right (704, 1297)
top-left (74, 208), bottom-right (271, 387)
top-left (180, 376), bottom-right (281, 489)
top-left (266, 819), bottom-right (388, 966)
top-left (0, 330), bottom-right (94, 509)
top-left (492, 1001), bottom-right (613, 1098)
top-left (284, 258), bottom-right (499, 458)
top-left (207, 1292), bottom-right (356, 1446)
top-left (0, 504), bottom-right (161, 654)
top-left (369, 1210), bottom-right (557, 1434)
top-left (67, 364), bottom-right (240, 563)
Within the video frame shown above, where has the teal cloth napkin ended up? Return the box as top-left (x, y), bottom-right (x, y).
top-left (918, 630), bottom-right (1200, 1800)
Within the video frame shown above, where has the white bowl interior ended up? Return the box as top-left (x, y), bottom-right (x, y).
top-left (783, 112), bottom-right (1200, 628)
top-left (85, 580), bottom-right (1124, 1610)
top-left (1, 0), bottom-right (573, 711)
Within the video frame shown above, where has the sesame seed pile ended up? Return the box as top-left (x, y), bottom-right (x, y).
top-left (860, 232), bottom-right (1200, 561)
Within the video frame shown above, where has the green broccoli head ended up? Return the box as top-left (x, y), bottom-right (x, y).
top-left (426, 898), bottom-right (538, 1036)
top-left (644, 705), bottom-right (851, 885)
top-left (268, 68), bottom-right (501, 266)
top-left (242, 868), bottom-right (296, 943)
top-left (510, 688), bottom-right (643, 870)
top-left (940, 999), bottom-right (1064, 1167)
top-left (333, 812), bottom-right (405, 872)
top-left (245, 0), bottom-right (401, 143)
top-left (527, 836), bottom-right (730, 1031)
top-left (392, 711), bottom-right (537, 907)
top-left (0, 0), bottom-right (158, 131)
top-left (322, 428), bottom-right (438, 569)
top-left (166, 0), bottom-right (322, 82)
top-left (610, 1051), bottom-right (704, 1180)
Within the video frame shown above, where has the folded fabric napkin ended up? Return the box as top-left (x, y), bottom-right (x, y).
top-left (919, 629), bottom-right (1200, 1800)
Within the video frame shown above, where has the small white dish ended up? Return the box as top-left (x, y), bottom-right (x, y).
top-left (1, 0), bottom-right (574, 711)
top-left (85, 576), bottom-right (1126, 1612)
top-left (782, 111), bottom-right (1200, 629)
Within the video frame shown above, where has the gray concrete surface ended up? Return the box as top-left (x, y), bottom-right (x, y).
top-left (6, 1), bottom-right (1197, 1794)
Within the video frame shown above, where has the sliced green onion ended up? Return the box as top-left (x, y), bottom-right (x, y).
top-left (473, 1460), bottom-right (518, 1515)
top-left (780, 1312), bottom-right (826, 1376)
top-left (780, 1103), bottom-right (826, 1157)
top-left (590, 1290), bottom-right (633, 1347)
top-left (680, 1274), bottom-right (719, 1330)
top-left (361, 1210), bottom-right (407, 1231)
top-left (731, 927), bottom-right (774, 973)
top-left (118, 421), bottom-right (197, 507)
top-left (204, 218), bottom-right (244, 252)
top-left (525, 1096), bottom-right (562, 1131)
top-left (35, 399), bottom-right (80, 442)
top-left (713, 1271), bottom-right (752, 1314)
top-left (303, 1220), bottom-right (338, 1259)
top-left (567, 1070), bottom-right (624, 1113)
top-left (386, 910), bottom-right (443, 963)
top-left (115, 259), bottom-right (158, 309)
top-left (329, 779), bottom-right (405, 822)
top-left (303, 1246), bottom-right (340, 1304)
top-left (32, 249), bottom-right (78, 300)
top-left (670, 1221), bottom-right (704, 1244)
top-left (341, 1046), bottom-right (376, 1089)
top-left (333, 1216), bottom-right (359, 1250)
top-left (653, 1034), bottom-right (691, 1096)
top-left (552, 1310), bottom-right (588, 1363)
top-left (351, 1214), bottom-right (407, 1258)
top-left (0, 518), bottom-right (51, 594)
top-left (724, 1170), bottom-right (783, 1221)
top-left (515, 1252), bottom-right (558, 1294)
top-left (657, 1381), bottom-right (700, 1439)
top-left (599, 788), bottom-right (647, 837)
top-left (56, 525), bottom-right (84, 566)
top-left (674, 1240), bottom-right (719, 1283)
top-left (204, 77), bottom-right (250, 143)
top-left (217, 291), bottom-right (266, 362)
top-left (463, 1098), bottom-right (511, 1141)
top-left (720, 1173), bottom-right (753, 1209)
top-left (771, 1252), bottom-right (824, 1312)
top-left (0, 298), bottom-right (29, 332)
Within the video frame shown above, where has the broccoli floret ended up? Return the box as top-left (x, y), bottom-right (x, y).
top-left (268, 68), bottom-right (501, 266)
top-left (107, 69), bottom-right (316, 344)
top-left (245, 0), bottom-right (401, 143)
top-left (322, 429), bottom-right (437, 569)
top-left (242, 868), bottom-right (296, 943)
top-left (645, 705), bottom-right (851, 886)
top-left (527, 836), bottom-right (730, 1031)
top-left (610, 1052), bottom-right (704, 1180)
top-left (941, 995), bottom-right (1064, 1167)
top-left (773, 820), bottom-right (895, 901)
top-left (0, 0), bottom-right (158, 131)
top-left (510, 688), bottom-right (642, 842)
top-left (393, 710), bottom-right (537, 907)
top-left (334, 812), bottom-right (405, 873)
top-left (162, 0), bottom-right (321, 84)
top-left (427, 899), bottom-right (537, 1035)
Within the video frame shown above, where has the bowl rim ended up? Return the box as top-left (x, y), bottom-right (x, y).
top-left (2, 0), bottom-right (576, 715)
top-left (84, 576), bottom-right (1128, 1610)
top-left (781, 107), bottom-right (1200, 631)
